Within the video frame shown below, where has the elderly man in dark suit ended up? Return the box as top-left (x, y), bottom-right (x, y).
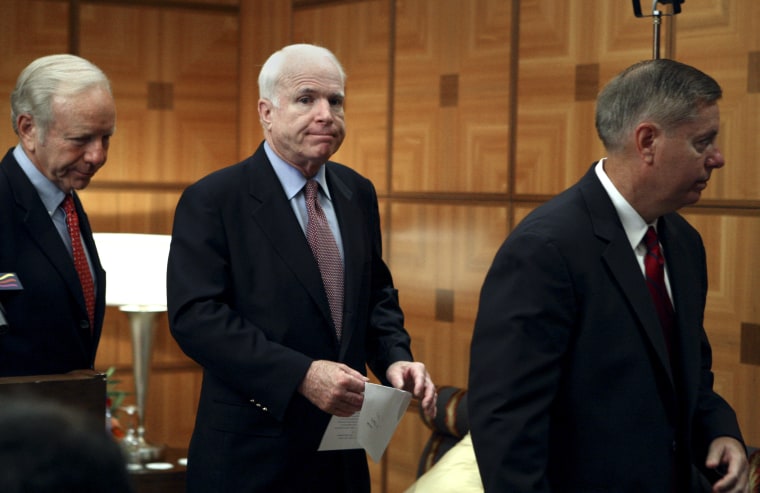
top-left (468, 59), bottom-right (748, 493)
top-left (0, 54), bottom-right (114, 377)
top-left (167, 43), bottom-right (436, 493)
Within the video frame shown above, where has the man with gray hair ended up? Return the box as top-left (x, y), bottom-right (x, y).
top-left (168, 43), bottom-right (436, 492)
top-left (0, 54), bottom-right (115, 376)
top-left (469, 59), bottom-right (748, 492)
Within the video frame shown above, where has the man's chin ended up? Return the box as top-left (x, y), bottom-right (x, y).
top-left (681, 190), bottom-right (704, 208)
top-left (311, 143), bottom-right (338, 158)
top-left (69, 177), bottom-right (93, 191)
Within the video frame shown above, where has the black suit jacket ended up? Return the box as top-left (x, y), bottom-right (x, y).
top-left (167, 143), bottom-right (414, 493)
top-left (0, 148), bottom-right (105, 377)
top-left (468, 165), bottom-right (743, 492)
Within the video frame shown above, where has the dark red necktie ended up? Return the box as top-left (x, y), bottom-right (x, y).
top-left (643, 226), bottom-right (675, 357)
top-left (304, 180), bottom-right (344, 340)
top-left (62, 195), bottom-right (95, 330)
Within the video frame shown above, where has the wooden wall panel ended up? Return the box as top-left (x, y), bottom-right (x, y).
top-left (160, 0), bottom-right (237, 6)
top-left (79, 4), bottom-right (239, 185)
top-left (393, 0), bottom-right (511, 193)
top-left (598, 1), bottom-right (670, 60)
top-left (517, 4), bottom-right (585, 194)
top-left (387, 202), bottom-right (508, 386)
top-left (79, 5), bottom-right (162, 184)
top-left (155, 9), bottom-right (239, 181)
top-left (80, 189), bottom-right (180, 234)
top-left (0, 0), bottom-right (69, 152)
top-left (238, 0), bottom-right (290, 159)
top-left (527, 0), bottom-right (688, 192)
top-left (683, 211), bottom-right (760, 446)
top-left (673, 0), bottom-right (760, 201)
top-left (516, 0), bottom-right (655, 196)
top-left (293, 0), bottom-right (391, 192)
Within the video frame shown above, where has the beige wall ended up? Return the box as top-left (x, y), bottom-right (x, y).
top-left (1, 1), bottom-right (758, 491)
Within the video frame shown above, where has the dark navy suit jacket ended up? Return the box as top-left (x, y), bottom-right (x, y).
top-left (167, 143), bottom-right (414, 492)
top-left (0, 148), bottom-right (105, 377)
top-left (468, 165), bottom-right (743, 492)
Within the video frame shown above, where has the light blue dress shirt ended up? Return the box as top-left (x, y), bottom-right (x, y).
top-left (264, 141), bottom-right (345, 263)
top-left (13, 144), bottom-right (96, 280)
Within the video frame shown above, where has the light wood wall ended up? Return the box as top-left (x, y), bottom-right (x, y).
top-left (1, 1), bottom-right (758, 491)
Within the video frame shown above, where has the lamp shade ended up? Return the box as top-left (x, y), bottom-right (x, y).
top-left (93, 233), bottom-right (171, 311)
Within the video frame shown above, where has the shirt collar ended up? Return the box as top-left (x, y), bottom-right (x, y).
top-left (264, 141), bottom-right (330, 199)
top-left (13, 144), bottom-right (66, 214)
top-left (594, 158), bottom-right (656, 249)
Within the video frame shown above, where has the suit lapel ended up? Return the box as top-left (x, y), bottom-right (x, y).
top-left (3, 154), bottom-right (97, 358)
top-left (7, 159), bottom-right (89, 316)
top-left (603, 233), bottom-right (675, 383)
top-left (245, 148), bottom-right (337, 340)
top-left (581, 170), bottom-right (676, 388)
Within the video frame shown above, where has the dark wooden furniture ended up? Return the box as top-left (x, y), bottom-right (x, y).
top-left (0, 369), bottom-right (107, 424)
top-left (129, 447), bottom-right (188, 493)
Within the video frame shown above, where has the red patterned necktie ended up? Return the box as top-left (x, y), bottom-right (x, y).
top-left (62, 195), bottom-right (95, 330)
top-left (304, 180), bottom-right (344, 340)
top-left (643, 226), bottom-right (675, 357)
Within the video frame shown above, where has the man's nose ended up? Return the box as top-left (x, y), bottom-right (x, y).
top-left (314, 99), bottom-right (334, 121)
top-left (85, 139), bottom-right (108, 165)
top-left (708, 146), bottom-right (725, 168)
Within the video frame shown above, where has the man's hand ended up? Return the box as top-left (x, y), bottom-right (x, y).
top-left (706, 436), bottom-right (749, 493)
top-left (298, 360), bottom-right (369, 417)
top-left (386, 361), bottom-right (437, 419)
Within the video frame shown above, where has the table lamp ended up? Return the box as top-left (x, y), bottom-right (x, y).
top-left (93, 232), bottom-right (171, 462)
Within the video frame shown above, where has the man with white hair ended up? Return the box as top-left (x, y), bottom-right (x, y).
top-left (0, 54), bottom-right (115, 376)
top-left (168, 43), bottom-right (437, 492)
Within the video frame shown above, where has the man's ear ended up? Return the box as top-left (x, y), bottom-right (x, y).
top-left (634, 122), bottom-right (659, 164)
top-left (258, 99), bottom-right (273, 130)
top-left (16, 114), bottom-right (37, 152)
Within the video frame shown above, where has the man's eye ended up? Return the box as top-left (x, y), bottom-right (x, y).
top-left (695, 137), bottom-right (713, 153)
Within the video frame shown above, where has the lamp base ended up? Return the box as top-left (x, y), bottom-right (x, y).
top-left (134, 441), bottom-right (166, 463)
top-left (122, 424), bottom-right (167, 464)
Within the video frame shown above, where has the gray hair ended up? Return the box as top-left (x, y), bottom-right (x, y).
top-left (595, 58), bottom-right (722, 153)
top-left (258, 44), bottom-right (346, 107)
top-left (11, 54), bottom-right (112, 138)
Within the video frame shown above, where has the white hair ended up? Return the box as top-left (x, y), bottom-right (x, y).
top-left (11, 54), bottom-right (112, 138)
top-left (258, 44), bottom-right (346, 107)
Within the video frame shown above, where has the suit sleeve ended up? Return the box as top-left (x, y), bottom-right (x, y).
top-left (167, 181), bottom-right (312, 421)
top-left (468, 231), bottom-right (576, 492)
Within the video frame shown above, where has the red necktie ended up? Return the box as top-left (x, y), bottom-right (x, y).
top-left (643, 226), bottom-right (675, 357)
top-left (62, 195), bottom-right (95, 330)
top-left (304, 180), bottom-right (344, 340)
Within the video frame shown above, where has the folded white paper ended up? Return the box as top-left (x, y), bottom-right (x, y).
top-left (317, 382), bottom-right (412, 462)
